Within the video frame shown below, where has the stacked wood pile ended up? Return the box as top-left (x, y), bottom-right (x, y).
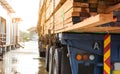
top-left (37, 0), bottom-right (120, 35)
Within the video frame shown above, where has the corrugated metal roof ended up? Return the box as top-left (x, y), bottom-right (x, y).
top-left (0, 0), bottom-right (15, 13)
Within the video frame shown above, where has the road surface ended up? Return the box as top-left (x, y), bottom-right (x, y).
top-left (0, 41), bottom-right (48, 74)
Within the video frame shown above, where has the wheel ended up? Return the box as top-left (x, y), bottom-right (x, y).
top-left (53, 48), bottom-right (61, 74)
top-left (61, 46), bottom-right (72, 74)
top-left (45, 45), bottom-right (50, 72)
top-left (49, 46), bottom-right (72, 74)
top-left (40, 51), bottom-right (46, 57)
top-left (38, 41), bottom-right (46, 57)
top-left (49, 46), bottom-right (55, 74)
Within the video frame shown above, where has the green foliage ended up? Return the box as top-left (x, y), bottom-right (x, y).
top-left (20, 31), bottom-right (30, 42)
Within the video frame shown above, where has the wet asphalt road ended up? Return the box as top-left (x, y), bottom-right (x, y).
top-left (0, 41), bottom-right (48, 74)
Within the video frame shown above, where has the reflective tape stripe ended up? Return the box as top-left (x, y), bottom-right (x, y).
top-left (104, 36), bottom-right (110, 48)
top-left (104, 63), bottom-right (110, 74)
top-left (104, 34), bottom-right (111, 74)
top-left (104, 49), bottom-right (110, 62)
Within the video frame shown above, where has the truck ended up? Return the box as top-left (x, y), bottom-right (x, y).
top-left (37, 0), bottom-right (120, 74)
top-left (0, 0), bottom-right (20, 59)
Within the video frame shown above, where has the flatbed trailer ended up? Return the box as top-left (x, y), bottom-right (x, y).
top-left (37, 0), bottom-right (120, 74)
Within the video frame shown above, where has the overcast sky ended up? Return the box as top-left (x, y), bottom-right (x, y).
top-left (11, 0), bottom-right (40, 31)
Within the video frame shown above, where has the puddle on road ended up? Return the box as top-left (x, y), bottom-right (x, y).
top-left (11, 57), bottom-right (17, 64)
top-left (38, 58), bottom-right (48, 74)
top-left (2, 41), bottom-right (48, 74)
top-left (3, 52), bottom-right (48, 74)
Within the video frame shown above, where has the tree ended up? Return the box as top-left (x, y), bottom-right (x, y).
top-left (19, 31), bottom-right (30, 42)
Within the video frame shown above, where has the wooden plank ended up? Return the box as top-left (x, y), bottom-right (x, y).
top-left (46, 0), bottom-right (51, 9)
top-left (54, 6), bottom-right (90, 26)
top-left (46, 0), bottom-right (54, 19)
top-left (72, 12), bottom-right (80, 16)
top-left (55, 22), bottom-right (73, 31)
top-left (97, 1), bottom-right (107, 13)
top-left (46, 0), bottom-right (66, 22)
top-left (76, 27), bottom-right (120, 32)
top-left (55, 0), bottom-right (61, 8)
top-left (55, 14), bottom-right (113, 33)
top-left (55, 17), bottom-right (72, 30)
top-left (74, 13), bottom-right (113, 28)
top-left (105, 3), bottom-right (120, 13)
top-left (55, 0), bottom-right (73, 17)
top-left (47, 0), bottom-right (72, 22)
top-left (56, 26), bottom-right (120, 33)
top-left (74, 0), bottom-right (88, 2)
top-left (73, 7), bottom-right (89, 12)
top-left (48, 17), bottom-right (53, 30)
top-left (108, 30), bottom-right (120, 33)
top-left (105, 0), bottom-right (120, 6)
top-left (90, 12), bottom-right (98, 16)
top-left (89, 0), bottom-right (98, 3)
top-left (54, 7), bottom-right (72, 24)
top-left (73, 2), bottom-right (89, 7)
top-left (54, 7), bottom-right (76, 28)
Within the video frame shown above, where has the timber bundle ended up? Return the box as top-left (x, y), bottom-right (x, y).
top-left (37, 0), bottom-right (120, 35)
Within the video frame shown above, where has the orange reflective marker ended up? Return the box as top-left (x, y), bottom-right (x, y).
top-left (75, 54), bottom-right (82, 61)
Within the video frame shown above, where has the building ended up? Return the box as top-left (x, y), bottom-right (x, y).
top-left (0, 0), bottom-right (20, 53)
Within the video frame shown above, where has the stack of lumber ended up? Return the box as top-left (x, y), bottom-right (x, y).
top-left (46, 0), bottom-right (91, 33)
top-left (39, 0), bottom-right (120, 35)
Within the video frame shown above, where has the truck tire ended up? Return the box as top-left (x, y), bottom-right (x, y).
top-left (53, 48), bottom-right (61, 74)
top-left (40, 51), bottom-right (46, 57)
top-left (45, 45), bottom-right (50, 72)
top-left (49, 46), bottom-right (55, 74)
top-left (61, 46), bottom-right (72, 74)
top-left (38, 41), bottom-right (46, 57)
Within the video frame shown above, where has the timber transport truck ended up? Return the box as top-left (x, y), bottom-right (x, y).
top-left (37, 0), bottom-right (120, 74)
